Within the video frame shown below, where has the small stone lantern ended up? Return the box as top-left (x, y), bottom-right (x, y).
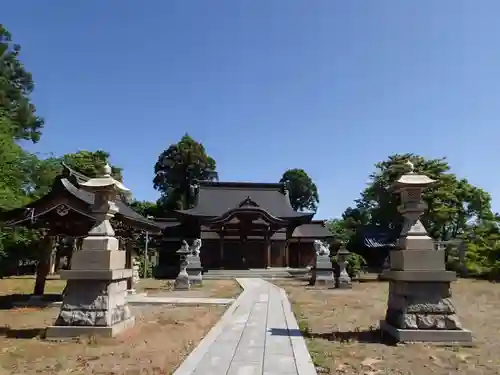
top-left (336, 246), bottom-right (352, 289)
top-left (174, 240), bottom-right (191, 290)
top-left (380, 160), bottom-right (472, 343)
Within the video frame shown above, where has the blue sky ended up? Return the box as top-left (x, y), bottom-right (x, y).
top-left (4, 1), bottom-right (500, 219)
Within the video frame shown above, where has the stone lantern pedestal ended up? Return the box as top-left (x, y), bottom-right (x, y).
top-left (380, 162), bottom-right (472, 343)
top-left (310, 240), bottom-right (334, 288)
top-left (186, 239), bottom-right (203, 286)
top-left (46, 164), bottom-right (135, 339)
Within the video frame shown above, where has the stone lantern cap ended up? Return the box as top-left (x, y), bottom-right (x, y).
top-left (336, 247), bottom-right (350, 261)
top-left (393, 161), bottom-right (436, 191)
top-left (80, 163), bottom-right (131, 194)
top-left (176, 240), bottom-right (191, 256)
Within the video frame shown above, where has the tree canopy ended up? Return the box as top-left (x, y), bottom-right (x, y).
top-left (153, 134), bottom-right (217, 211)
top-left (0, 25), bottom-right (44, 143)
top-left (62, 150), bottom-right (123, 181)
top-left (279, 168), bottom-right (319, 212)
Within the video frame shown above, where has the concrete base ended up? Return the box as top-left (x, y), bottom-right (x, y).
top-left (315, 278), bottom-right (335, 288)
top-left (45, 316), bottom-right (135, 340)
top-left (380, 320), bottom-right (473, 343)
top-left (336, 280), bottom-right (353, 289)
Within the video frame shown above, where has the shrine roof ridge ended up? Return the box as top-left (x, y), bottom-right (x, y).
top-left (198, 181), bottom-right (286, 191)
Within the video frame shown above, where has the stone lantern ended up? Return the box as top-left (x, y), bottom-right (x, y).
top-left (335, 246), bottom-right (352, 289)
top-left (46, 164), bottom-right (135, 338)
top-left (380, 161), bottom-right (472, 343)
top-left (174, 240), bottom-right (191, 290)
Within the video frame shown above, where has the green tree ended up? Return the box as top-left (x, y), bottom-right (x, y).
top-left (63, 150), bottom-right (123, 180)
top-left (327, 207), bottom-right (369, 250)
top-left (153, 134), bottom-right (217, 211)
top-left (129, 200), bottom-right (159, 218)
top-left (357, 154), bottom-right (493, 241)
top-left (0, 25), bottom-right (44, 143)
top-left (279, 168), bottom-right (319, 212)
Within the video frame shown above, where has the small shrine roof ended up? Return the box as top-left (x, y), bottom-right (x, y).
top-left (1, 163), bottom-right (164, 233)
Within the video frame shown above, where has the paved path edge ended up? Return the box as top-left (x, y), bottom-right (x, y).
top-left (278, 285), bottom-right (317, 374)
top-left (172, 278), bottom-right (247, 375)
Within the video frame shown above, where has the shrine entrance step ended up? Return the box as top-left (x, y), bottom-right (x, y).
top-left (203, 268), bottom-right (309, 280)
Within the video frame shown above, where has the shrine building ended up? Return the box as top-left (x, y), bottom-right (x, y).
top-left (155, 181), bottom-right (332, 274)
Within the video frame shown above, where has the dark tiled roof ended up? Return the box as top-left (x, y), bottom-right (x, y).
top-left (292, 221), bottom-right (333, 238)
top-left (2, 164), bottom-right (164, 232)
top-left (178, 181), bottom-right (312, 220)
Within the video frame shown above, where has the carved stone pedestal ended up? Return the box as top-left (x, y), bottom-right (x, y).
top-left (314, 254), bottom-right (334, 288)
top-left (186, 254), bottom-right (203, 286)
top-left (46, 272), bottom-right (134, 339)
top-left (381, 279), bottom-right (471, 342)
top-left (46, 240), bottom-right (134, 339)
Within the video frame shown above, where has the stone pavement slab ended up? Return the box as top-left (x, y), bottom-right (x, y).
top-left (173, 278), bottom-right (317, 375)
top-left (126, 295), bottom-right (235, 305)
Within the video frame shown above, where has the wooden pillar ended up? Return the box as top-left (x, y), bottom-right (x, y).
top-left (266, 235), bottom-right (271, 268)
top-left (219, 232), bottom-right (225, 269)
top-left (285, 244), bottom-right (290, 267)
top-left (33, 234), bottom-right (55, 296)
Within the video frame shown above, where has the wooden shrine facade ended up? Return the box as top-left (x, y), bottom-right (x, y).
top-left (155, 181), bottom-right (333, 274)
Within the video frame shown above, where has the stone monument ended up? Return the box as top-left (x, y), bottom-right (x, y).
top-left (335, 246), bottom-right (352, 289)
top-left (380, 161), bottom-right (472, 343)
top-left (174, 240), bottom-right (191, 290)
top-left (46, 164), bottom-right (135, 339)
top-left (312, 240), bottom-right (334, 288)
top-left (186, 238), bottom-right (203, 285)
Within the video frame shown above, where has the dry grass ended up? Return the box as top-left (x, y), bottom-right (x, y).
top-left (138, 278), bottom-right (241, 299)
top-left (0, 276), bottom-right (66, 296)
top-left (0, 304), bottom-right (225, 374)
top-left (0, 277), bottom-right (241, 300)
top-left (0, 277), bottom-right (238, 374)
top-left (274, 278), bottom-right (500, 375)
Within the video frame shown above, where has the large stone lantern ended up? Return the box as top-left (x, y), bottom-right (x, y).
top-left (46, 164), bottom-right (135, 338)
top-left (380, 161), bottom-right (472, 343)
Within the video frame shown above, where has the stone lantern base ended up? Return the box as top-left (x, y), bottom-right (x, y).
top-left (46, 269), bottom-right (135, 339)
top-left (312, 254), bottom-right (335, 288)
top-left (380, 269), bottom-right (472, 343)
top-left (186, 254), bottom-right (203, 286)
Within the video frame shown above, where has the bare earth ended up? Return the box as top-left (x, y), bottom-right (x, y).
top-left (274, 278), bottom-right (500, 375)
top-left (0, 277), bottom-right (240, 375)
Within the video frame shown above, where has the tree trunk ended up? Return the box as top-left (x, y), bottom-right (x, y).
top-left (33, 236), bottom-right (54, 296)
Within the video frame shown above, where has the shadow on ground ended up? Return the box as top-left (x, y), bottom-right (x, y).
top-left (268, 327), bottom-right (397, 345)
top-left (0, 326), bottom-right (45, 339)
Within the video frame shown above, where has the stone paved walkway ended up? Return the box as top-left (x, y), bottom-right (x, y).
top-left (126, 295), bottom-right (235, 305)
top-left (173, 278), bottom-right (317, 375)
